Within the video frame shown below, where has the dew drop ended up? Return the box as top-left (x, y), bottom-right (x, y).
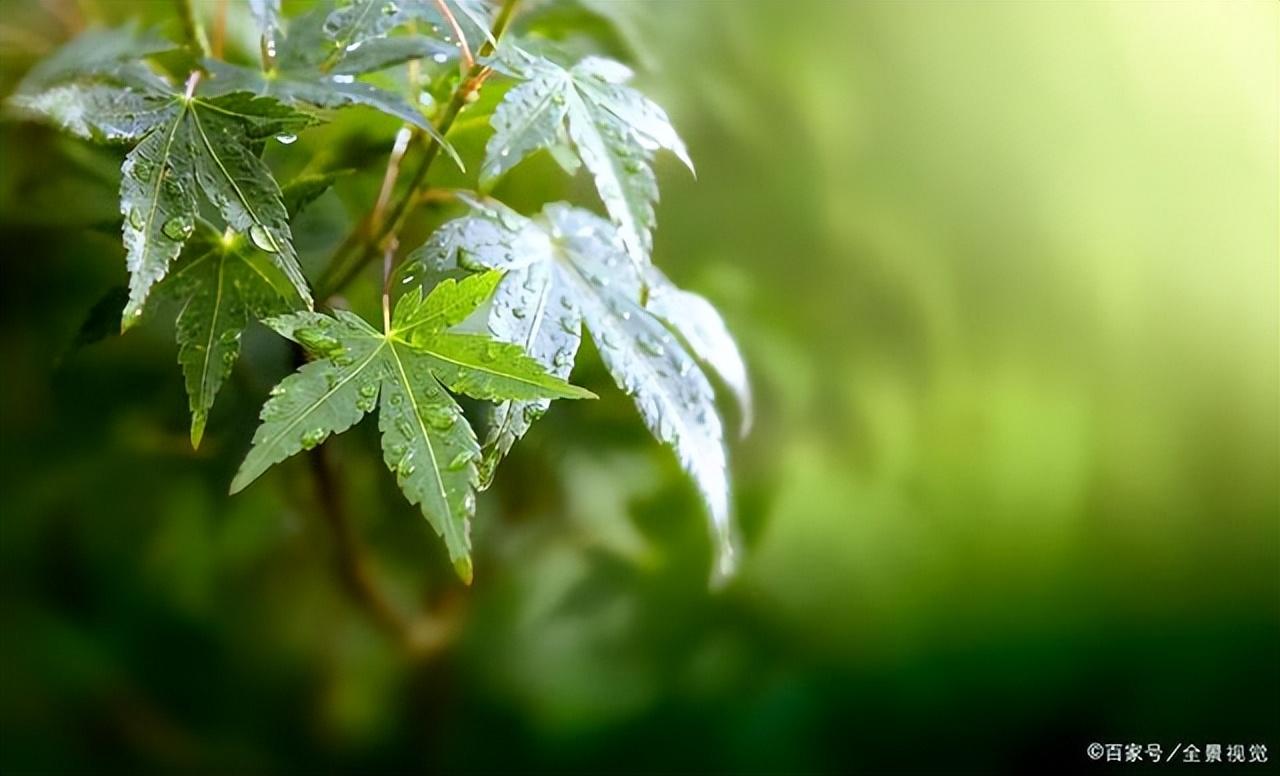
top-left (425, 407), bottom-right (453, 430)
top-left (381, 1), bottom-right (399, 15)
top-left (397, 457), bottom-right (416, 477)
top-left (639, 336), bottom-right (665, 357)
top-left (295, 327), bottom-right (341, 356)
top-left (447, 451), bottom-right (471, 470)
top-left (344, 40), bottom-right (363, 53)
top-left (127, 207), bottom-right (144, 230)
top-left (431, 53), bottom-right (448, 64)
top-left (358, 384), bottom-right (377, 399)
top-left (248, 224), bottom-right (280, 253)
top-left (457, 250), bottom-right (487, 272)
top-left (300, 428), bottom-right (327, 449)
top-left (162, 216), bottom-right (192, 240)
top-left (275, 134), bottom-right (297, 145)
top-left (332, 74), bottom-right (356, 84)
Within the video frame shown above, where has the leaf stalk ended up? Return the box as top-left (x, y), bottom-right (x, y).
top-left (315, 0), bottom-right (521, 300)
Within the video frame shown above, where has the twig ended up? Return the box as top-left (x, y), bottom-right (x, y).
top-left (176, 0), bottom-right (210, 59)
top-left (382, 237), bottom-right (398, 333)
top-left (307, 437), bottom-right (458, 658)
top-left (433, 0), bottom-right (475, 72)
top-left (211, 0), bottom-right (227, 59)
top-left (372, 127), bottom-right (415, 235)
top-left (315, 0), bottom-right (521, 301)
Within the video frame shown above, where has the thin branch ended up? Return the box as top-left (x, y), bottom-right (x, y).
top-left (372, 127), bottom-right (415, 235)
top-left (382, 238), bottom-right (398, 333)
top-left (211, 0), bottom-right (228, 59)
top-left (433, 0), bottom-right (475, 72)
top-left (307, 435), bottom-right (459, 658)
top-left (176, 0), bottom-right (211, 59)
top-left (315, 0), bottom-right (521, 301)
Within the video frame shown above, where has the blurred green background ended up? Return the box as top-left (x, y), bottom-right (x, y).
top-left (1, 0), bottom-right (1276, 772)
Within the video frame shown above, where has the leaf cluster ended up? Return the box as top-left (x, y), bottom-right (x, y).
top-left (9, 0), bottom-right (749, 583)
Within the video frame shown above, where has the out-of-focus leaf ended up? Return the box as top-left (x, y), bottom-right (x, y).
top-left (13, 23), bottom-right (173, 95)
top-left (645, 267), bottom-right (752, 436)
top-left (280, 169), bottom-right (352, 216)
top-left (61, 285), bottom-right (130, 359)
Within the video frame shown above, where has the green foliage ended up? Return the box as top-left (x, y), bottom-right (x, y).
top-left (482, 47), bottom-right (694, 265)
top-left (161, 236), bottom-right (300, 447)
top-left (6, 0), bottom-right (747, 582)
top-left (13, 71), bottom-right (317, 325)
top-left (231, 273), bottom-right (592, 579)
top-left (204, 2), bottom-right (464, 167)
top-left (407, 199), bottom-right (746, 579)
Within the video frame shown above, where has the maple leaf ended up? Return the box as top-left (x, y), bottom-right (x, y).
top-left (207, 1), bottom-right (471, 168)
top-left (406, 199), bottom-right (746, 580)
top-left (481, 47), bottom-right (694, 266)
top-left (159, 233), bottom-right (301, 447)
top-left (230, 271), bottom-right (595, 581)
top-left (11, 70), bottom-right (319, 328)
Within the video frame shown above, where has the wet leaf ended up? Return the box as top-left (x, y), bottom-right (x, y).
top-left (407, 200), bottom-right (739, 580)
top-left (482, 48), bottom-right (694, 265)
top-left (231, 280), bottom-right (592, 580)
top-left (159, 239), bottom-right (301, 447)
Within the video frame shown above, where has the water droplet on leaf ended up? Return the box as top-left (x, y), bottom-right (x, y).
top-left (300, 428), bottom-right (327, 449)
top-left (162, 216), bottom-right (192, 240)
top-left (248, 224), bottom-right (279, 253)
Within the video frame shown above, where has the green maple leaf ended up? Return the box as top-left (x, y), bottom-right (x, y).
top-left (407, 199), bottom-right (747, 581)
top-left (321, 0), bottom-right (496, 58)
top-left (207, 1), bottom-right (468, 168)
top-left (481, 47), bottom-right (694, 266)
top-left (229, 271), bottom-right (595, 581)
top-left (158, 233), bottom-right (301, 447)
top-left (11, 68), bottom-right (319, 328)
top-left (13, 22), bottom-right (174, 96)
